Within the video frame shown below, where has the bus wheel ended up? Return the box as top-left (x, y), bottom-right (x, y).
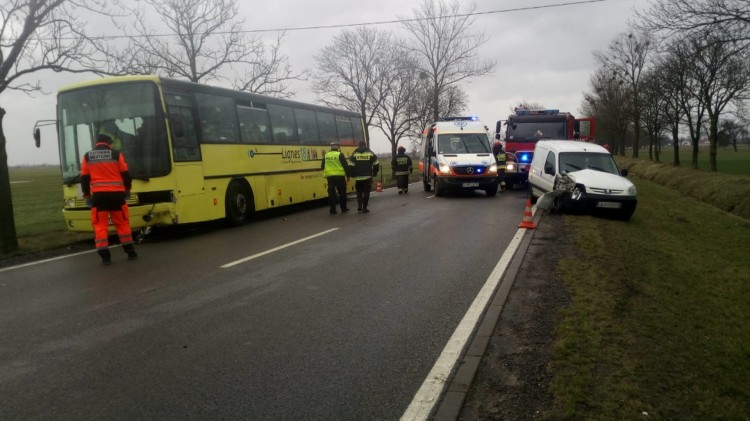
top-left (225, 180), bottom-right (253, 226)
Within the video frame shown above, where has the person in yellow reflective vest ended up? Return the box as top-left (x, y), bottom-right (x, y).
top-left (493, 141), bottom-right (507, 192)
top-left (321, 142), bottom-right (349, 215)
top-left (348, 141), bottom-right (379, 213)
top-left (391, 146), bottom-right (413, 194)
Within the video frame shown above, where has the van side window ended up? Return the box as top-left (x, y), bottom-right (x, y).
top-left (544, 151), bottom-right (556, 175)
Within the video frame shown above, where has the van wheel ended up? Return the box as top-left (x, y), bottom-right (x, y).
top-left (434, 176), bottom-right (444, 197)
top-left (225, 180), bottom-right (253, 226)
top-left (485, 182), bottom-right (498, 197)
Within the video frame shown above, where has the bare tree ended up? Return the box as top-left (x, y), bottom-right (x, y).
top-left (637, 0), bottom-right (750, 52)
top-left (401, 0), bottom-right (494, 122)
top-left (581, 68), bottom-right (632, 155)
top-left (312, 26), bottom-right (395, 143)
top-left (408, 82), bottom-right (468, 149)
top-left (640, 68), bottom-right (670, 161)
top-left (0, 0), bottom-right (126, 254)
top-left (375, 46), bottom-right (422, 165)
top-left (594, 31), bottom-right (655, 158)
top-left (123, 0), bottom-right (304, 97)
top-left (690, 35), bottom-right (750, 171)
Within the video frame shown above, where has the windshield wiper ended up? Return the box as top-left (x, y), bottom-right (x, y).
top-left (64, 173), bottom-right (81, 186)
top-left (587, 165), bottom-right (609, 172)
top-left (565, 163), bottom-right (582, 170)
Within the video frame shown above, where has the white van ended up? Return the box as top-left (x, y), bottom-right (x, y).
top-left (528, 140), bottom-right (637, 220)
top-left (418, 117), bottom-right (498, 197)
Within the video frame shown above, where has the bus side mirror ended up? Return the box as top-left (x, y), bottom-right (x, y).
top-left (34, 128), bottom-right (41, 148)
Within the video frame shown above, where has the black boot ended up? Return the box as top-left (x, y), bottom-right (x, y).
top-left (123, 244), bottom-right (138, 261)
top-left (98, 249), bottom-right (112, 265)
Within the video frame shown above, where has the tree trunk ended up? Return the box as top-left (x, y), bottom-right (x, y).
top-left (632, 120), bottom-right (640, 158)
top-left (708, 117), bottom-right (718, 172)
top-left (672, 126), bottom-right (680, 166)
top-left (0, 107), bottom-right (20, 254)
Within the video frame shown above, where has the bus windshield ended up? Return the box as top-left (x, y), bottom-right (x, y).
top-left (507, 121), bottom-right (567, 142)
top-left (57, 81), bottom-right (170, 182)
top-left (437, 133), bottom-right (490, 154)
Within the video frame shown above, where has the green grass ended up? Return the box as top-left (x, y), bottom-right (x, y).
top-left (641, 144), bottom-right (750, 176)
top-left (548, 177), bottom-right (750, 419)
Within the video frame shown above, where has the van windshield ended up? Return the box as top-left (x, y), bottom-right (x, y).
top-left (559, 152), bottom-right (619, 175)
top-left (437, 133), bottom-right (490, 154)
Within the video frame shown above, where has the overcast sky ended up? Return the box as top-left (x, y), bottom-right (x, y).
top-left (3, 0), bottom-right (651, 166)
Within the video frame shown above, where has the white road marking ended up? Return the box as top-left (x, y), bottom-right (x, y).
top-left (220, 228), bottom-right (339, 269)
top-left (400, 210), bottom-right (533, 420)
top-left (0, 249), bottom-right (97, 273)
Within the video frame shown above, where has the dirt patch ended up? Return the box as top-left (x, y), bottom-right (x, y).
top-left (458, 212), bottom-right (573, 420)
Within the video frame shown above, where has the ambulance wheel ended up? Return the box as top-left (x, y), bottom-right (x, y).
top-left (434, 176), bottom-right (444, 197)
top-left (485, 182), bottom-right (498, 197)
top-left (225, 179), bottom-right (253, 226)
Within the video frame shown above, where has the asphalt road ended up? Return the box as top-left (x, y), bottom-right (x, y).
top-left (1, 184), bottom-right (530, 420)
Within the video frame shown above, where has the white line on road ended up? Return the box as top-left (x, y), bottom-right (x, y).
top-left (220, 228), bottom-right (339, 269)
top-left (0, 249), bottom-right (97, 273)
top-left (400, 218), bottom-right (531, 420)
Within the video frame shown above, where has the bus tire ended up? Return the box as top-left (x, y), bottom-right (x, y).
top-left (225, 179), bottom-right (253, 226)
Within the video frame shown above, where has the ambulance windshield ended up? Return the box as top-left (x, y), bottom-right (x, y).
top-left (437, 133), bottom-right (490, 154)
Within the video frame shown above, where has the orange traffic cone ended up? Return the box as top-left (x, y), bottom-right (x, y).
top-left (376, 181), bottom-right (383, 192)
top-left (518, 198), bottom-right (537, 229)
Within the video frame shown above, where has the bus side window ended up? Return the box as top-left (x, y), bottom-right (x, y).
top-left (317, 112), bottom-right (337, 144)
top-left (169, 109), bottom-right (201, 162)
top-left (336, 115), bottom-right (354, 145)
top-left (267, 103), bottom-right (299, 144)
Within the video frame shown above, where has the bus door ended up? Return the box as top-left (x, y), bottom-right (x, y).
top-left (165, 93), bottom-right (204, 197)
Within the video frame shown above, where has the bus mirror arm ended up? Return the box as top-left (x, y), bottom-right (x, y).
top-left (32, 119), bottom-right (60, 148)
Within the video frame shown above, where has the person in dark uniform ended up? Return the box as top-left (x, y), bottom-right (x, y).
top-left (392, 146), bottom-right (413, 194)
top-left (321, 142), bottom-right (349, 215)
top-left (348, 141), bottom-right (380, 213)
top-left (81, 133), bottom-right (138, 265)
top-left (492, 141), bottom-right (507, 192)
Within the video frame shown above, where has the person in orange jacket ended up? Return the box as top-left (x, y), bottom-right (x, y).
top-left (81, 133), bottom-right (138, 265)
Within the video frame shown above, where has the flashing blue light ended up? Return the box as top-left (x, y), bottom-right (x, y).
top-left (519, 153), bottom-right (531, 163)
top-left (469, 115), bottom-right (478, 121)
top-left (476, 167), bottom-right (483, 173)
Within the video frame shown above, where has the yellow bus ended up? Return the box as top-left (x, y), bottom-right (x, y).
top-left (38, 75), bottom-right (364, 235)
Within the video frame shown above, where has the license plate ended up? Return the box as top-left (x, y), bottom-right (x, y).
top-left (596, 201), bottom-right (622, 209)
top-left (462, 182), bottom-right (480, 188)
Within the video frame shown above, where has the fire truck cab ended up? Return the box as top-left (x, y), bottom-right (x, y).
top-left (495, 107), bottom-right (595, 189)
top-left (419, 117), bottom-right (498, 197)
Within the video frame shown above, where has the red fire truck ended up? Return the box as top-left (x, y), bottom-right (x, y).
top-left (494, 107), bottom-right (595, 189)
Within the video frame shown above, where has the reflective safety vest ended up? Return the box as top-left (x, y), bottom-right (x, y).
top-left (81, 142), bottom-right (131, 195)
top-left (496, 151), bottom-right (506, 170)
top-left (349, 150), bottom-right (379, 180)
top-left (322, 150), bottom-right (347, 177)
top-left (393, 154), bottom-right (412, 176)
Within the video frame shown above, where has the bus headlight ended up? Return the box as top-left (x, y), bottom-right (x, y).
top-left (439, 163), bottom-right (452, 174)
top-left (64, 197), bottom-right (76, 208)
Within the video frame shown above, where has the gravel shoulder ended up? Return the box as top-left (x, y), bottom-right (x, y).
top-left (458, 212), bottom-right (573, 420)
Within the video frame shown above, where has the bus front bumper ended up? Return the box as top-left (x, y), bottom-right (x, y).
top-left (62, 203), bottom-right (177, 233)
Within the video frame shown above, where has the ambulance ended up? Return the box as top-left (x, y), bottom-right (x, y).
top-left (419, 116), bottom-right (498, 197)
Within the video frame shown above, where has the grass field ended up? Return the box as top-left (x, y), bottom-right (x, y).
top-left (637, 144), bottom-right (750, 175)
top-left (551, 177), bottom-right (750, 418)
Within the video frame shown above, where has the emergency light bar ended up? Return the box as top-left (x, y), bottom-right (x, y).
top-left (514, 109), bottom-right (559, 116)
top-left (439, 116), bottom-right (479, 121)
